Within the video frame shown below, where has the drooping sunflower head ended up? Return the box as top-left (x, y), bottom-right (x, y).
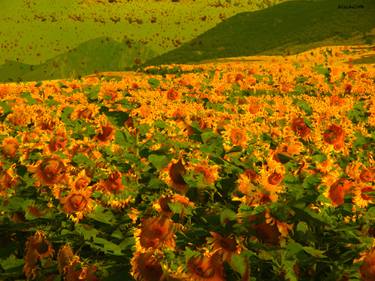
top-left (323, 124), bottom-right (345, 150)
top-left (32, 156), bottom-right (67, 186)
top-left (131, 251), bottom-right (164, 281)
top-left (98, 171), bottom-right (125, 194)
top-left (60, 188), bottom-right (93, 221)
top-left (23, 231), bottom-right (54, 280)
top-left (1, 137), bottom-right (19, 158)
top-left (138, 216), bottom-right (175, 250)
top-left (360, 249), bottom-right (375, 281)
top-left (208, 232), bottom-right (241, 262)
top-left (186, 252), bottom-right (225, 281)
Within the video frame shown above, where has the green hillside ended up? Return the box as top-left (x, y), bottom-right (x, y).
top-left (146, 0), bottom-right (375, 66)
top-left (0, 37), bottom-right (156, 82)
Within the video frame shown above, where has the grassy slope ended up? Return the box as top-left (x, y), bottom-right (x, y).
top-left (146, 0), bottom-right (375, 66)
top-left (0, 37), bottom-right (157, 82)
top-left (0, 0), bottom-right (284, 65)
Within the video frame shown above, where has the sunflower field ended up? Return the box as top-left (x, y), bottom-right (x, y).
top-left (0, 45), bottom-right (375, 281)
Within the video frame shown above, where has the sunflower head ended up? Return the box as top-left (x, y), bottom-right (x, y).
top-left (208, 232), bottom-right (241, 262)
top-left (139, 216), bottom-right (175, 250)
top-left (360, 249), bottom-right (375, 281)
top-left (23, 231), bottom-right (54, 280)
top-left (131, 251), bottom-right (164, 281)
top-left (57, 244), bottom-right (74, 275)
top-left (187, 252), bottom-right (225, 281)
top-left (1, 137), bottom-right (19, 158)
top-left (323, 124), bottom-right (345, 149)
top-left (99, 171), bottom-right (124, 194)
top-left (167, 159), bottom-right (188, 194)
top-left (291, 118), bottom-right (311, 139)
top-left (328, 178), bottom-right (352, 206)
top-left (33, 156), bottom-right (67, 186)
top-left (60, 188), bottom-right (93, 221)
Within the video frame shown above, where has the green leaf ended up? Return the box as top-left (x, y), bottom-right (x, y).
top-left (61, 107), bottom-right (74, 124)
top-left (296, 221), bottom-right (309, 233)
top-left (148, 154), bottom-right (169, 170)
top-left (72, 153), bottom-right (93, 168)
top-left (230, 253), bottom-right (248, 276)
top-left (21, 92), bottom-right (37, 105)
top-left (293, 99), bottom-right (313, 115)
top-left (220, 208), bottom-right (237, 225)
top-left (0, 255), bottom-right (24, 271)
top-left (148, 78), bottom-right (160, 89)
top-left (0, 101), bottom-right (12, 115)
top-left (302, 246), bottom-right (326, 258)
top-left (87, 205), bottom-right (116, 225)
top-left (91, 237), bottom-right (123, 256)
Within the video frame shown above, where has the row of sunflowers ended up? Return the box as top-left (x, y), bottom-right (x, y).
top-left (0, 45), bottom-right (375, 280)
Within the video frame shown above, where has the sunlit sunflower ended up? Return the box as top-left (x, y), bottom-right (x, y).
top-left (353, 184), bottom-right (374, 208)
top-left (98, 171), bottom-right (125, 194)
top-left (259, 166), bottom-right (285, 202)
top-left (322, 124), bottom-right (345, 150)
top-left (60, 188), bottom-right (94, 222)
top-left (359, 167), bottom-right (375, 183)
top-left (186, 252), bottom-right (225, 281)
top-left (153, 194), bottom-right (194, 218)
top-left (360, 248), bottom-right (375, 281)
top-left (95, 122), bottom-right (115, 143)
top-left (136, 216), bottom-right (175, 250)
top-left (192, 160), bottom-right (220, 186)
top-left (29, 155), bottom-right (68, 187)
top-left (161, 158), bottom-right (188, 194)
top-left (207, 232), bottom-right (242, 263)
top-left (72, 169), bottom-right (91, 190)
top-left (1, 137), bottom-right (19, 158)
top-left (248, 211), bottom-right (282, 245)
top-left (326, 178), bottom-right (353, 207)
top-left (57, 244), bottom-right (74, 275)
top-left (291, 117), bottom-right (311, 140)
top-left (64, 257), bottom-right (99, 281)
top-left (23, 231), bottom-right (54, 280)
top-left (0, 166), bottom-right (18, 196)
top-left (131, 251), bottom-right (164, 281)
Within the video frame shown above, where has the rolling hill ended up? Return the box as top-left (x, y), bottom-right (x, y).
top-left (0, 37), bottom-right (156, 82)
top-left (145, 0), bottom-right (375, 66)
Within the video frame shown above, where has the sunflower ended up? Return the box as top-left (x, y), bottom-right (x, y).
top-left (229, 128), bottom-right (248, 147)
top-left (60, 188), bottom-right (93, 222)
top-left (23, 231), bottom-right (54, 280)
top-left (207, 232), bottom-right (241, 263)
top-left (192, 160), bottom-right (220, 186)
top-left (136, 216), bottom-right (175, 250)
top-left (161, 158), bottom-right (188, 194)
top-left (291, 117), bottom-right (311, 140)
top-left (322, 124), bottom-right (345, 150)
top-left (98, 171), bottom-right (125, 194)
top-left (64, 257), bottom-right (99, 281)
top-left (359, 167), bottom-right (375, 183)
top-left (73, 169), bottom-right (91, 190)
top-left (353, 184), bottom-right (374, 208)
top-left (153, 194), bottom-right (194, 218)
top-left (186, 252), bottom-right (225, 281)
top-left (360, 249), bottom-right (375, 281)
top-left (95, 122), bottom-right (115, 143)
top-left (327, 178), bottom-right (353, 207)
top-left (131, 251), bottom-right (164, 281)
top-left (0, 167), bottom-right (18, 195)
top-left (1, 137), bottom-right (19, 158)
top-left (57, 244), bottom-right (74, 275)
top-left (30, 155), bottom-right (68, 187)
top-left (248, 212), bottom-right (282, 245)
top-left (259, 166), bottom-right (285, 202)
